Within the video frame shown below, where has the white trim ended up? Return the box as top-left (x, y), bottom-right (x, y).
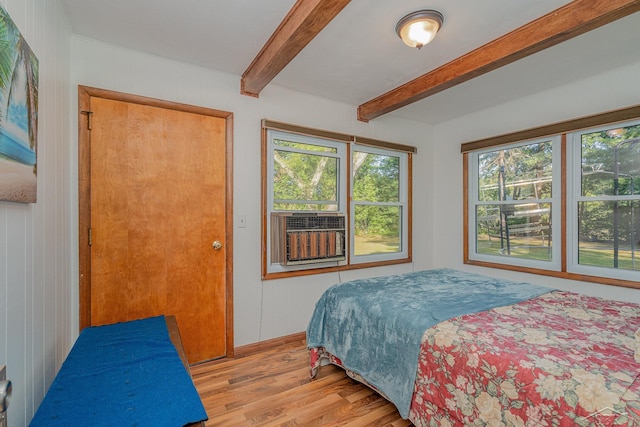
top-left (350, 144), bottom-right (409, 264)
top-left (266, 129), bottom-right (348, 274)
top-left (468, 137), bottom-right (562, 270)
top-left (265, 132), bottom-right (411, 274)
top-left (567, 119), bottom-right (640, 281)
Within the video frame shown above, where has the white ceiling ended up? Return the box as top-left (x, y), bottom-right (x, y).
top-left (59, 0), bottom-right (640, 124)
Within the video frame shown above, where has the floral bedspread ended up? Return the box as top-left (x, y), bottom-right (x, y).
top-left (306, 268), bottom-right (549, 418)
top-left (410, 291), bottom-right (640, 426)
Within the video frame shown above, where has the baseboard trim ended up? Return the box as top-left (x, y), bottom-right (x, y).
top-left (234, 331), bottom-right (307, 358)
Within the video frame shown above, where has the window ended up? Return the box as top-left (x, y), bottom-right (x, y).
top-left (468, 138), bottom-right (561, 270)
top-left (351, 146), bottom-right (409, 263)
top-left (568, 121), bottom-right (640, 281)
top-left (271, 133), bottom-right (345, 212)
top-left (262, 121), bottom-right (413, 278)
top-left (464, 106), bottom-right (640, 288)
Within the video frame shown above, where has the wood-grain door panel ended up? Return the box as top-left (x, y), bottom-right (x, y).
top-left (88, 96), bottom-right (228, 363)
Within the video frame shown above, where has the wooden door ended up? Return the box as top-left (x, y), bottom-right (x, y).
top-left (78, 88), bottom-right (233, 364)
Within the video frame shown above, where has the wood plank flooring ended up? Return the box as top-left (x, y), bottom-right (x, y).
top-left (190, 339), bottom-right (411, 426)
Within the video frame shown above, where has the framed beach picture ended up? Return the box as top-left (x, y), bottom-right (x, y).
top-left (0, 5), bottom-right (39, 203)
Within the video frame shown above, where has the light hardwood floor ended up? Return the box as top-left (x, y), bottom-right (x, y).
top-left (190, 339), bottom-right (411, 426)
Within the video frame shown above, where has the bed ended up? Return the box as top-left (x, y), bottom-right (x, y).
top-left (30, 316), bottom-right (207, 427)
top-left (307, 268), bottom-right (640, 426)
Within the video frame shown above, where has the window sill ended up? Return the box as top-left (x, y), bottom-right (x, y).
top-left (464, 259), bottom-right (640, 290)
top-left (262, 257), bottom-right (412, 280)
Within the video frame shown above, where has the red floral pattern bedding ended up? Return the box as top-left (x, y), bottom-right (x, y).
top-left (410, 291), bottom-right (640, 426)
top-left (310, 291), bottom-right (640, 426)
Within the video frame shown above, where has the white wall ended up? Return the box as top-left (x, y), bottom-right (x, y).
top-left (0, 3), bottom-right (635, 425)
top-left (2, 5), bottom-right (636, 425)
top-left (0, 1), bottom-right (72, 426)
top-left (430, 59), bottom-right (640, 303)
top-left (69, 36), bottom-right (435, 348)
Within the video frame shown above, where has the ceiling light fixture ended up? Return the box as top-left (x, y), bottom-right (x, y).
top-left (396, 10), bottom-right (444, 49)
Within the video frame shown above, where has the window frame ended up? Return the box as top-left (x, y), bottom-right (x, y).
top-left (462, 104), bottom-right (640, 290)
top-left (566, 119), bottom-right (640, 282)
top-left (265, 129), bottom-right (348, 277)
top-left (350, 144), bottom-right (409, 265)
top-left (467, 137), bottom-right (562, 271)
top-left (267, 130), bottom-right (347, 214)
top-left (262, 121), bottom-right (414, 280)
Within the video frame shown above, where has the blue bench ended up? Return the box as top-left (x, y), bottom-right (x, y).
top-left (30, 316), bottom-right (207, 426)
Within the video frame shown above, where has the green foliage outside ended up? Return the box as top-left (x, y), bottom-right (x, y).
top-left (477, 141), bottom-right (553, 261)
top-left (578, 125), bottom-right (640, 271)
top-left (353, 151), bottom-right (400, 231)
top-left (478, 141), bottom-right (553, 202)
top-left (580, 125), bottom-right (640, 243)
top-left (273, 140), bottom-right (339, 211)
top-left (272, 145), bottom-right (403, 255)
top-left (477, 125), bottom-right (640, 271)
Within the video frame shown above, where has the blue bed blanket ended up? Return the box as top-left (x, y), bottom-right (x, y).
top-left (306, 268), bottom-right (551, 418)
top-left (30, 316), bottom-right (207, 427)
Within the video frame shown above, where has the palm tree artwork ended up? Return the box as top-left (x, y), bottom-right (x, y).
top-left (0, 5), bottom-right (38, 203)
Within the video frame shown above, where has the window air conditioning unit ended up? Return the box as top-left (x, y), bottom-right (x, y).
top-left (271, 213), bottom-right (346, 265)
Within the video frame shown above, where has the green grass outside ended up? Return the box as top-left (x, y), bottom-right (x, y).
top-left (578, 243), bottom-right (640, 270)
top-left (477, 237), bottom-right (551, 261)
top-left (353, 232), bottom-right (640, 270)
top-left (354, 234), bottom-right (399, 256)
top-left (477, 236), bottom-right (640, 270)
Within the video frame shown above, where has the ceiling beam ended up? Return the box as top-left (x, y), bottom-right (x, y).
top-left (358, 0), bottom-right (640, 122)
top-left (241, 0), bottom-right (351, 98)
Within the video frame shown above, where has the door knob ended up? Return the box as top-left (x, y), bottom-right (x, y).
top-left (212, 241), bottom-right (223, 250)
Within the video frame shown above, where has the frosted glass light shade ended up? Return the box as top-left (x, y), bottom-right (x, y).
top-left (396, 10), bottom-right (444, 49)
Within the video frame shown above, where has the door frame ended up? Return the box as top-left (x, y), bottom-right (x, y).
top-left (78, 85), bottom-right (235, 358)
